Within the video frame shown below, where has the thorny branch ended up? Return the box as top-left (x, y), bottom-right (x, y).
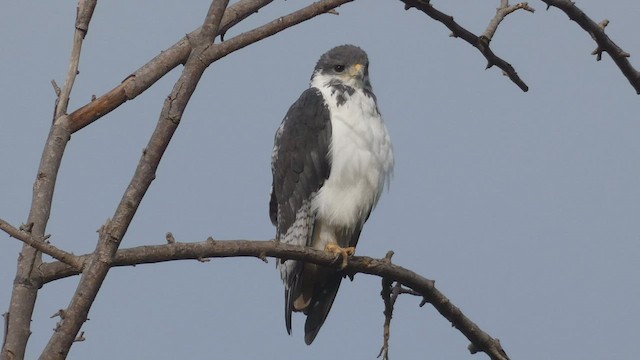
top-left (540, 0), bottom-right (640, 94)
top-left (400, 0), bottom-right (530, 91)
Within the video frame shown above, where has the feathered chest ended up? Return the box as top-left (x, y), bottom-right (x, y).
top-left (311, 84), bottom-right (394, 227)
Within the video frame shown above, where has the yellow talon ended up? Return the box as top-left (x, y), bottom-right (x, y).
top-left (325, 243), bottom-right (355, 269)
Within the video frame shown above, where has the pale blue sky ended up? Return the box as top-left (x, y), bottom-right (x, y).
top-left (1, 1), bottom-right (639, 359)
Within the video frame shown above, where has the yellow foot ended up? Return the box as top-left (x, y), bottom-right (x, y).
top-left (325, 243), bottom-right (355, 269)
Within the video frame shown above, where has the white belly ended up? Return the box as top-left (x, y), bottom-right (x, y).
top-left (311, 85), bottom-right (394, 229)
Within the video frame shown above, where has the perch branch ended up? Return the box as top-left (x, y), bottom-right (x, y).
top-left (0, 219), bottom-right (83, 271)
top-left (541, 0), bottom-right (640, 94)
top-left (40, 239), bottom-right (510, 360)
top-left (1, 2), bottom-right (96, 359)
top-left (399, 0), bottom-right (528, 92)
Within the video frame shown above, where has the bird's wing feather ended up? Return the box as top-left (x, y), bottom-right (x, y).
top-left (270, 87), bottom-right (332, 334)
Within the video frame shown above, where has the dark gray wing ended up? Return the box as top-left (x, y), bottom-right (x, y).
top-left (270, 87), bottom-right (332, 334)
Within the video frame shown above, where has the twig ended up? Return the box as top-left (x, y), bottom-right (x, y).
top-left (0, 219), bottom-right (83, 271)
top-left (483, 1), bottom-right (535, 41)
top-left (377, 251), bottom-right (395, 360)
top-left (1, 313), bottom-right (8, 352)
top-left (200, 0), bottom-right (353, 65)
top-left (39, 239), bottom-right (511, 360)
top-left (378, 278), bottom-right (393, 360)
top-left (541, 0), bottom-right (640, 94)
top-left (66, 0), bottom-right (274, 133)
top-left (400, 0), bottom-right (529, 92)
top-left (54, 0), bottom-right (96, 118)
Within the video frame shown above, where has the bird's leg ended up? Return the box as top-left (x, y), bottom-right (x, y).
top-left (325, 243), bottom-right (355, 269)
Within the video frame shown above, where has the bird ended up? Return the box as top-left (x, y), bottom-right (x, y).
top-left (269, 44), bottom-right (394, 345)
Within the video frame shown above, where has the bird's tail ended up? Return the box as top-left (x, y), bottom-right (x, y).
top-left (304, 272), bottom-right (343, 345)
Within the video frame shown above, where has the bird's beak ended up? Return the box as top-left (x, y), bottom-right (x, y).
top-left (349, 63), bottom-right (364, 79)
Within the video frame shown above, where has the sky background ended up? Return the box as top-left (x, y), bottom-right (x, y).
top-left (1, 1), bottom-right (639, 359)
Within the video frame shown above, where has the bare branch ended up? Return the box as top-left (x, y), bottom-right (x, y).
top-left (55, 0), bottom-right (97, 119)
top-left (541, 0), bottom-right (640, 94)
top-left (66, 0), bottom-right (275, 133)
top-left (66, 0), bottom-right (353, 133)
top-left (39, 239), bottom-right (511, 360)
top-left (399, 0), bottom-right (529, 92)
top-left (38, 2), bottom-right (231, 358)
top-left (483, 2), bottom-right (535, 41)
top-left (200, 0), bottom-right (355, 65)
top-left (377, 251), bottom-right (396, 360)
top-left (0, 219), bottom-right (83, 271)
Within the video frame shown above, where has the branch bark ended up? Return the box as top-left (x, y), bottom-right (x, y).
top-left (34, 238), bottom-right (510, 360)
top-left (66, 0), bottom-right (274, 133)
top-left (0, 2), bottom-right (96, 358)
top-left (0, 219), bottom-right (83, 271)
top-left (38, 2), bottom-right (231, 358)
top-left (400, 0), bottom-right (529, 92)
top-left (540, 0), bottom-right (640, 94)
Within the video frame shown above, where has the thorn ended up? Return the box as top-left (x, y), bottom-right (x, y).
top-left (43, 234), bottom-right (52, 243)
top-left (419, 298), bottom-right (428, 307)
top-left (91, 94), bottom-right (96, 101)
top-left (598, 19), bottom-right (609, 29)
top-left (51, 80), bottom-right (61, 97)
top-left (206, 236), bottom-right (216, 243)
top-left (50, 309), bottom-right (65, 319)
top-left (258, 252), bottom-right (268, 263)
top-left (196, 257), bottom-right (211, 263)
top-left (166, 232), bottom-right (176, 244)
top-left (74, 331), bottom-right (86, 342)
top-left (591, 47), bottom-right (604, 61)
top-left (20, 222), bottom-right (34, 233)
top-left (326, 9), bottom-right (339, 15)
top-left (382, 251), bottom-right (394, 265)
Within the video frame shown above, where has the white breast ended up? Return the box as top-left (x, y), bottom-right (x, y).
top-left (310, 76), bottom-right (394, 229)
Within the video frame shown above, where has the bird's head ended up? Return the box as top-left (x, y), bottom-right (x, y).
top-left (312, 44), bottom-right (372, 91)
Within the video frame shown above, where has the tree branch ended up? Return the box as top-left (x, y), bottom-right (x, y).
top-left (55, 0), bottom-right (96, 118)
top-left (38, 239), bottom-right (511, 360)
top-left (483, 1), bottom-right (535, 41)
top-left (39, 2), bottom-right (232, 358)
top-left (0, 1), bottom-right (96, 358)
top-left (377, 251), bottom-right (396, 360)
top-left (0, 219), bottom-right (83, 271)
top-left (66, 0), bottom-right (273, 133)
top-left (399, 0), bottom-right (529, 92)
top-left (200, 0), bottom-right (355, 64)
top-left (540, 0), bottom-right (640, 94)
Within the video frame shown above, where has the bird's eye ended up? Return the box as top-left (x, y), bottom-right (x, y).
top-left (333, 64), bottom-right (345, 73)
